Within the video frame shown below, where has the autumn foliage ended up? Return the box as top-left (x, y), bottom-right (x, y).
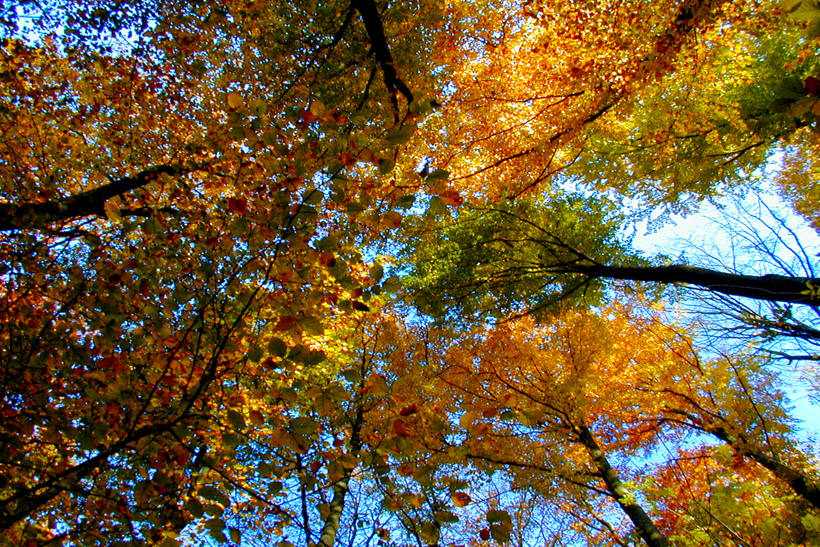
top-left (1, 0), bottom-right (820, 546)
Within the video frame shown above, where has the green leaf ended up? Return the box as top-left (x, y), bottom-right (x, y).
top-left (418, 522), bottom-right (440, 544)
top-left (187, 498), bottom-right (205, 519)
top-left (296, 204), bottom-right (317, 217)
top-left (199, 485), bottom-right (231, 509)
top-left (325, 384), bottom-right (349, 401)
top-left (487, 510), bottom-right (512, 524)
top-left (268, 337), bottom-right (288, 357)
top-left (347, 201), bottom-right (364, 215)
top-left (434, 510), bottom-right (459, 524)
top-left (425, 168), bottom-right (450, 183)
top-left (290, 416), bottom-right (317, 437)
top-left (378, 158), bottom-right (395, 175)
top-left (249, 98), bottom-right (267, 115)
top-left (789, 0), bottom-right (820, 21)
top-left (227, 410), bottom-right (246, 429)
top-left (329, 259), bottom-right (349, 281)
top-left (205, 518), bottom-right (226, 532)
top-left (426, 196), bottom-right (448, 217)
top-left (208, 529), bottom-right (228, 544)
top-left (248, 345), bottom-right (264, 363)
top-left (299, 316), bottom-right (325, 336)
top-left (229, 527), bottom-right (242, 544)
top-left (775, 77), bottom-right (807, 100)
top-left (316, 235), bottom-right (339, 251)
top-left (808, 18), bottom-right (820, 38)
top-left (289, 344), bottom-right (326, 364)
top-left (369, 263), bottom-right (384, 284)
top-left (302, 189), bottom-right (324, 205)
top-left (342, 369), bottom-right (362, 383)
top-left (396, 194), bottom-right (416, 209)
top-left (490, 523), bottom-right (512, 543)
top-left (385, 125), bottom-right (415, 146)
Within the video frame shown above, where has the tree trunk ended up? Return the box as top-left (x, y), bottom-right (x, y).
top-left (573, 263), bottom-right (819, 306)
top-left (706, 423), bottom-right (820, 510)
top-left (317, 407), bottom-right (364, 547)
top-left (575, 422), bottom-right (671, 547)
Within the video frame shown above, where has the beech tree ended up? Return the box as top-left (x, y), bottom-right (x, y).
top-left (2, 0), bottom-right (820, 546)
top-left (403, 196), bottom-right (820, 323)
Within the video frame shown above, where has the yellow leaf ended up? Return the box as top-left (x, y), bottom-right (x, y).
top-left (459, 411), bottom-right (478, 429)
top-left (103, 200), bottom-right (121, 222)
top-left (407, 494), bottom-right (423, 508)
top-left (227, 92), bottom-right (244, 110)
top-left (309, 100), bottom-right (325, 116)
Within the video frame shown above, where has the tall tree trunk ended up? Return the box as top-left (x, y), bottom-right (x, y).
top-left (667, 408), bottom-right (820, 510)
top-left (317, 406), bottom-right (364, 547)
top-left (707, 423), bottom-right (820, 510)
top-left (318, 477), bottom-right (352, 547)
top-left (575, 422), bottom-right (671, 547)
top-left (573, 263), bottom-right (819, 307)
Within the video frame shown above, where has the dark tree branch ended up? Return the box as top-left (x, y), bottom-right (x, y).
top-left (0, 164), bottom-right (190, 231)
top-left (572, 263), bottom-right (820, 307)
top-left (667, 408), bottom-right (820, 511)
top-left (0, 421), bottom-right (177, 530)
top-left (351, 0), bottom-right (414, 110)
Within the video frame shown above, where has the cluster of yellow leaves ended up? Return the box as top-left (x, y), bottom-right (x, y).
top-left (405, 0), bottom-right (800, 206)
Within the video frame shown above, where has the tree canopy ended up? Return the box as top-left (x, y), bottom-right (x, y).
top-left (1, 0), bottom-right (820, 546)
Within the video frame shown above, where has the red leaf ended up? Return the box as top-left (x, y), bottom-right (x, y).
top-left (807, 76), bottom-right (820, 97)
top-left (399, 404), bottom-right (418, 416)
top-left (397, 465), bottom-right (415, 476)
top-left (227, 197), bottom-right (247, 214)
top-left (351, 301), bottom-right (370, 312)
top-left (98, 356), bottom-right (124, 373)
top-left (479, 529), bottom-right (490, 540)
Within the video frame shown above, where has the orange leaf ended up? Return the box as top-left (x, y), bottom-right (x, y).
top-left (249, 410), bottom-right (265, 426)
top-left (226, 92), bottom-right (244, 109)
top-left (397, 465), bottom-right (415, 477)
top-left (275, 316), bottom-right (297, 332)
top-left (451, 492), bottom-right (472, 507)
top-left (437, 190), bottom-right (463, 207)
top-left (382, 211), bottom-right (403, 229)
top-left (391, 418), bottom-right (413, 438)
